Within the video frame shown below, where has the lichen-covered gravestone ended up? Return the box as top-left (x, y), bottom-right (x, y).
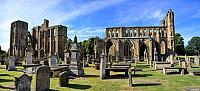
top-left (7, 56), bottom-right (16, 71)
top-left (69, 43), bottom-right (84, 76)
top-left (59, 71), bottom-right (69, 87)
top-left (15, 74), bottom-right (32, 91)
top-left (49, 55), bottom-right (58, 68)
top-left (35, 66), bottom-right (50, 91)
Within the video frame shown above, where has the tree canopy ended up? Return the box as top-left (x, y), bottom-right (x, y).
top-left (175, 33), bottom-right (185, 55)
top-left (185, 36), bottom-right (200, 55)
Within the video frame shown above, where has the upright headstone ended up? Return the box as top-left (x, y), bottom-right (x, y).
top-left (59, 71), bottom-right (69, 87)
top-left (7, 56), bottom-right (16, 71)
top-left (14, 74), bottom-right (32, 91)
top-left (35, 66), bottom-right (50, 91)
top-left (100, 52), bottom-right (106, 79)
top-left (69, 43), bottom-right (84, 76)
top-left (26, 43), bottom-right (33, 64)
top-left (26, 52), bottom-right (33, 64)
top-left (194, 56), bottom-right (200, 66)
top-left (49, 54), bottom-right (58, 68)
top-left (87, 54), bottom-right (91, 64)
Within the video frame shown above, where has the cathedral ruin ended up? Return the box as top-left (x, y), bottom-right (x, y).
top-left (105, 9), bottom-right (175, 64)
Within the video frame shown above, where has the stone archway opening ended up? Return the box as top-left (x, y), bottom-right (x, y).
top-left (124, 41), bottom-right (132, 60)
top-left (140, 43), bottom-right (148, 61)
top-left (105, 40), bottom-right (115, 62)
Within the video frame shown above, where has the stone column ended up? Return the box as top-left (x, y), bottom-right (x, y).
top-left (156, 28), bottom-right (160, 42)
top-left (128, 29), bottom-right (130, 37)
top-left (152, 28), bottom-right (155, 38)
top-left (114, 29), bottom-right (116, 37)
top-left (100, 52), bottom-right (106, 79)
top-left (149, 40), bottom-right (153, 67)
top-left (136, 28), bottom-right (139, 37)
top-left (141, 29), bottom-right (144, 37)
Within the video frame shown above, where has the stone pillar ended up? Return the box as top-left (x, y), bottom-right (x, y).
top-left (149, 40), bottom-right (153, 67)
top-left (156, 28), bottom-right (160, 42)
top-left (114, 29), bottom-right (116, 37)
top-left (136, 28), bottom-right (139, 37)
top-left (141, 29), bottom-right (144, 37)
top-left (100, 52), bottom-right (106, 79)
top-left (128, 67), bottom-right (132, 87)
top-left (152, 28), bottom-right (155, 38)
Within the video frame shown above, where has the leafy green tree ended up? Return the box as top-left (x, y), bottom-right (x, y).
top-left (67, 38), bottom-right (73, 51)
top-left (185, 36), bottom-right (200, 55)
top-left (175, 33), bottom-right (185, 55)
top-left (74, 35), bottom-right (77, 44)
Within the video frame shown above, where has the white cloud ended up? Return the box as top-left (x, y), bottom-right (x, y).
top-left (191, 9), bottom-right (200, 18)
top-left (0, 0), bottom-right (124, 50)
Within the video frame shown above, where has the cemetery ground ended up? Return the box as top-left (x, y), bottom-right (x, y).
top-left (0, 63), bottom-right (200, 91)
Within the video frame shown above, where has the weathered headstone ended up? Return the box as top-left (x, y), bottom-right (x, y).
top-left (35, 66), bottom-right (50, 91)
top-left (128, 67), bottom-right (132, 87)
top-left (26, 52), bottom-right (33, 64)
top-left (100, 52), bottom-right (107, 79)
top-left (49, 55), bottom-right (58, 68)
top-left (14, 74), bottom-right (32, 91)
top-left (87, 54), bottom-right (91, 64)
top-left (59, 71), bottom-right (69, 87)
top-left (69, 43), bottom-right (84, 76)
top-left (194, 56), bottom-right (200, 66)
top-left (7, 56), bottom-right (16, 71)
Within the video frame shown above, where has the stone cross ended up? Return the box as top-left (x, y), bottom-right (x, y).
top-left (35, 66), bottom-right (50, 91)
top-left (59, 71), bottom-right (69, 87)
top-left (14, 74), bottom-right (32, 91)
top-left (7, 56), bottom-right (16, 71)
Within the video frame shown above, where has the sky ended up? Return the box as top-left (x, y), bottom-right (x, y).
top-left (0, 0), bottom-right (200, 51)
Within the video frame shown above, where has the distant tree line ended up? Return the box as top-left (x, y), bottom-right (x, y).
top-left (175, 33), bottom-right (200, 56)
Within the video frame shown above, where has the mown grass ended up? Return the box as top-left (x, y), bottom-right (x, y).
top-left (0, 63), bottom-right (199, 91)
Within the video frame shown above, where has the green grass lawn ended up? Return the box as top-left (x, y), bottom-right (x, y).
top-left (0, 64), bottom-right (200, 91)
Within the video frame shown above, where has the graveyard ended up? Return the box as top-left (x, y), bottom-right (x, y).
top-left (0, 62), bottom-right (200, 91)
top-left (1, 0), bottom-right (200, 91)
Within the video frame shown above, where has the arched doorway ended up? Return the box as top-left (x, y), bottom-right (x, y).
top-left (140, 43), bottom-right (148, 61)
top-left (105, 39), bottom-right (115, 62)
top-left (124, 40), bottom-right (132, 60)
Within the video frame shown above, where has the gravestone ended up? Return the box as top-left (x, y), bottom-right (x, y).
top-left (43, 54), bottom-right (49, 65)
top-left (7, 56), bottom-right (16, 71)
top-left (49, 54), bottom-right (58, 68)
top-left (26, 52), bottom-right (33, 64)
top-left (100, 52), bottom-right (107, 79)
top-left (14, 74), bottom-right (32, 91)
top-left (59, 71), bottom-right (69, 87)
top-left (194, 56), bottom-right (200, 66)
top-left (69, 43), bottom-right (84, 76)
top-left (35, 66), bottom-right (50, 91)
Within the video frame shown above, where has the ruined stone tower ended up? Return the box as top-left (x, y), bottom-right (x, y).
top-left (10, 20), bottom-right (28, 57)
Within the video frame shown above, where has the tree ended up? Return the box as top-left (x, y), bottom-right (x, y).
top-left (67, 38), bottom-right (73, 51)
top-left (175, 33), bottom-right (185, 55)
top-left (74, 35), bottom-right (77, 44)
top-left (185, 36), bottom-right (200, 56)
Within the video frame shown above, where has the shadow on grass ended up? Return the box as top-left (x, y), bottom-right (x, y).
top-left (0, 78), bottom-right (13, 83)
top-left (49, 89), bottom-right (59, 91)
top-left (0, 85), bottom-right (15, 90)
top-left (0, 74), bottom-right (10, 76)
top-left (108, 74), bottom-right (128, 79)
top-left (133, 74), bottom-right (153, 77)
top-left (67, 84), bottom-right (91, 90)
top-left (133, 83), bottom-right (161, 87)
top-left (82, 75), bottom-right (99, 78)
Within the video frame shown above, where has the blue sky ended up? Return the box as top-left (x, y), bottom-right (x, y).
top-left (0, 0), bottom-right (200, 50)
